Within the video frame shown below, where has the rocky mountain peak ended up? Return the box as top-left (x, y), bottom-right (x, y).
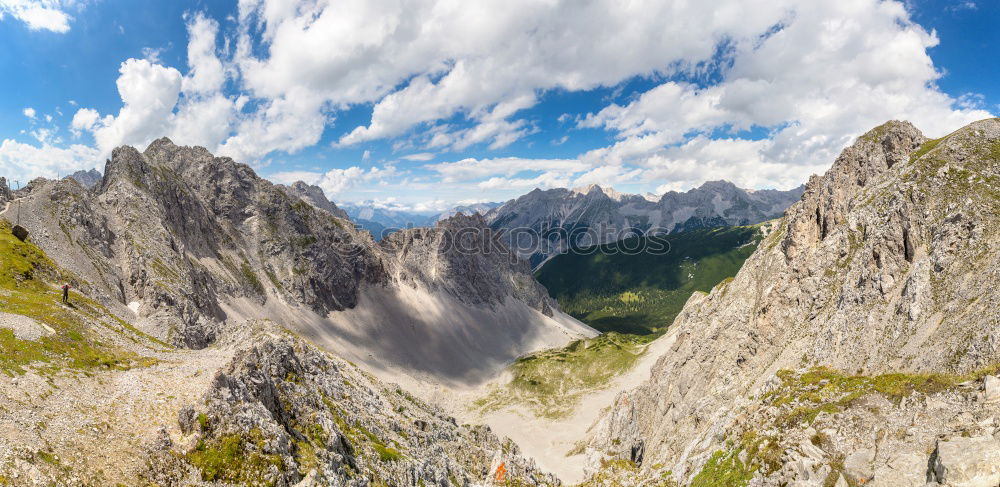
top-left (572, 183), bottom-right (605, 195)
top-left (694, 179), bottom-right (739, 192)
top-left (99, 145), bottom-right (149, 192)
top-left (67, 168), bottom-right (102, 189)
top-left (782, 119), bottom-right (926, 260)
top-left (281, 180), bottom-right (350, 220)
top-left (571, 183), bottom-right (632, 202)
top-left (434, 211), bottom-right (489, 230)
top-left (142, 136), bottom-right (178, 157)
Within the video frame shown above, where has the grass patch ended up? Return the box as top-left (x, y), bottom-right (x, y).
top-left (474, 332), bottom-right (650, 418)
top-left (374, 443), bottom-right (402, 462)
top-left (187, 429), bottom-right (284, 486)
top-left (990, 140), bottom-right (1000, 161)
top-left (765, 365), bottom-right (999, 428)
top-left (0, 220), bottom-right (156, 376)
top-left (909, 136), bottom-right (944, 162)
top-left (690, 447), bottom-right (754, 487)
top-left (688, 431), bottom-right (782, 487)
top-left (36, 450), bottom-right (59, 466)
top-left (241, 262), bottom-right (265, 295)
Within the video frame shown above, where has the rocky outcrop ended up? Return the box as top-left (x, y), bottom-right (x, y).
top-left (782, 120), bottom-right (926, 261)
top-left (930, 436), bottom-right (1000, 486)
top-left (144, 326), bottom-right (558, 486)
top-left (485, 181), bottom-right (803, 268)
top-left (587, 119), bottom-right (1000, 484)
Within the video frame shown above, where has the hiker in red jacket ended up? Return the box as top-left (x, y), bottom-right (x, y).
top-left (62, 283), bottom-right (70, 304)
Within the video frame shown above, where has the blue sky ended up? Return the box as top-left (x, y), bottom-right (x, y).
top-left (0, 0), bottom-right (996, 211)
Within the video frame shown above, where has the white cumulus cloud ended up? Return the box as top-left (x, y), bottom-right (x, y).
top-left (0, 0), bottom-right (73, 33)
top-left (0, 139), bottom-right (100, 182)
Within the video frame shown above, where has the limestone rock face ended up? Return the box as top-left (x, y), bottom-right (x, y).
top-left (588, 119), bottom-right (1000, 483)
top-left (930, 436), bottom-right (1000, 487)
top-left (983, 376), bottom-right (1000, 403)
top-left (382, 213), bottom-right (555, 316)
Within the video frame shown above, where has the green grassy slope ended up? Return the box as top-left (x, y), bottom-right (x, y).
top-left (0, 219), bottom-right (163, 376)
top-left (537, 225), bottom-right (764, 335)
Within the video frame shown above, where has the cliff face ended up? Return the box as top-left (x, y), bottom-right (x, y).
top-left (382, 213), bottom-right (555, 316)
top-left (588, 119), bottom-right (1000, 485)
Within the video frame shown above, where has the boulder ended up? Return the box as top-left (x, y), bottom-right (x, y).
top-left (931, 436), bottom-right (1000, 487)
top-left (844, 448), bottom-right (876, 484)
top-left (870, 451), bottom-right (929, 487)
top-left (11, 224), bottom-right (28, 242)
top-left (983, 376), bottom-right (1000, 404)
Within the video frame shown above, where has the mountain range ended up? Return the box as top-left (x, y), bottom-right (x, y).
top-left (484, 181), bottom-right (804, 268)
top-left (338, 201), bottom-right (503, 240)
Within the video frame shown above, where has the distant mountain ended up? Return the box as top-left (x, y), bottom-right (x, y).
top-left (435, 201), bottom-right (503, 222)
top-left (339, 201), bottom-right (501, 240)
top-left (67, 168), bottom-right (102, 189)
top-left (0, 177), bottom-right (11, 205)
top-left (339, 203), bottom-right (435, 239)
top-left (485, 181), bottom-right (804, 268)
top-left (536, 224), bottom-right (766, 336)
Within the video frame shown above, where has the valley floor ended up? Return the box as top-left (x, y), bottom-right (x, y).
top-left (450, 329), bottom-right (677, 484)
